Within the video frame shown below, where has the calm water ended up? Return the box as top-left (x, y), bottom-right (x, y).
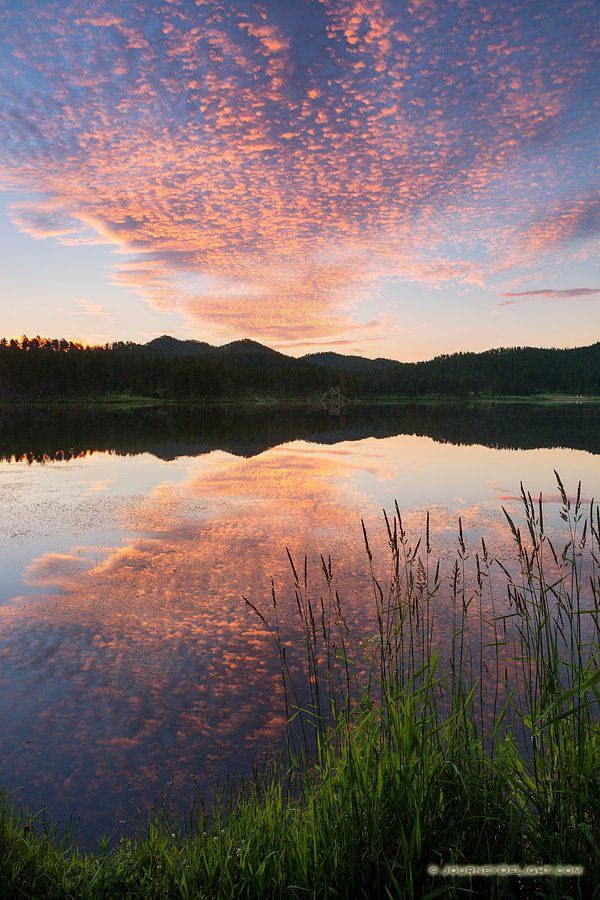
top-left (1, 402), bottom-right (599, 847)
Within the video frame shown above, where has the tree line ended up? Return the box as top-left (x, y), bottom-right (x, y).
top-left (0, 336), bottom-right (340, 401)
top-left (0, 335), bottom-right (599, 401)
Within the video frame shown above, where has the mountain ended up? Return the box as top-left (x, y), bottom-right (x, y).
top-left (145, 336), bottom-right (215, 356)
top-left (216, 339), bottom-right (283, 357)
top-left (210, 338), bottom-right (297, 367)
top-left (301, 351), bottom-right (399, 371)
top-left (3, 334), bottom-right (599, 401)
top-left (137, 338), bottom-right (600, 394)
top-left (143, 336), bottom-right (320, 374)
top-left (145, 338), bottom-right (402, 372)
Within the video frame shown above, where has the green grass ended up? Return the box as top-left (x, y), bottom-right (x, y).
top-left (9, 391), bottom-right (600, 408)
top-left (355, 393), bottom-right (600, 404)
top-left (2, 473), bottom-right (600, 898)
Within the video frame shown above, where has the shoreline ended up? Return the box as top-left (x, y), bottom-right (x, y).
top-left (1, 392), bottom-right (600, 409)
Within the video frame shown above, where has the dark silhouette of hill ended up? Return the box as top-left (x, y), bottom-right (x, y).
top-left (142, 338), bottom-right (600, 395)
top-left (1, 335), bottom-right (599, 400)
top-left (301, 352), bottom-right (398, 371)
top-left (145, 336), bottom-right (214, 356)
top-left (145, 336), bottom-right (301, 369)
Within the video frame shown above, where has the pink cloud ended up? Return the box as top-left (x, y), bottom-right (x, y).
top-left (71, 299), bottom-right (113, 320)
top-left (497, 288), bottom-right (600, 307)
top-left (274, 339), bottom-right (357, 350)
top-left (1, 0), bottom-right (598, 342)
top-left (501, 288), bottom-right (600, 299)
top-left (73, 15), bottom-right (124, 28)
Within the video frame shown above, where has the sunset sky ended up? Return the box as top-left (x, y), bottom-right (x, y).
top-left (1, 0), bottom-right (598, 361)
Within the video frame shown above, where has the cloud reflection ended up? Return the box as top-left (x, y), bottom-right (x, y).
top-left (0, 445), bottom-right (383, 842)
top-left (1, 437), bottom-right (597, 845)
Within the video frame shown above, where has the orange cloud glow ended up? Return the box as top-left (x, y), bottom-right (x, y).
top-left (1, 0), bottom-right (599, 342)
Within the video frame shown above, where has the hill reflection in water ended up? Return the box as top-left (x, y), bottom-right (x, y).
top-left (1, 400), bottom-right (600, 462)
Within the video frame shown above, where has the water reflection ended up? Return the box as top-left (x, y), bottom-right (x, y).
top-left (2, 400), bottom-right (600, 463)
top-left (0, 404), bottom-right (599, 848)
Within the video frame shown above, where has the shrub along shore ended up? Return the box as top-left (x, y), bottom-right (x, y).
top-left (2, 474), bottom-right (600, 899)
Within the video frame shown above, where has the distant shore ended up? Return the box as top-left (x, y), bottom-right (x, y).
top-left (2, 391), bottom-right (600, 409)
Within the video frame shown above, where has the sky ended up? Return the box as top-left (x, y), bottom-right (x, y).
top-left (0, 0), bottom-right (599, 362)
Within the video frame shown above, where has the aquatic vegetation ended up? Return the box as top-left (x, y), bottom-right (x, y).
top-left (1, 473), bottom-right (600, 898)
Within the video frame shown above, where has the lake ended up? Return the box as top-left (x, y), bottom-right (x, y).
top-left (1, 401), bottom-right (599, 848)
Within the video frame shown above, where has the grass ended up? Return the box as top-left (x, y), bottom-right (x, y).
top-left (2, 473), bottom-right (600, 898)
top-left (8, 392), bottom-right (600, 409)
top-left (355, 393), bottom-right (600, 404)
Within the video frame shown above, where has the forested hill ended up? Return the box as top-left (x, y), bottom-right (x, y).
top-left (301, 351), bottom-right (398, 371)
top-left (0, 335), bottom-right (599, 401)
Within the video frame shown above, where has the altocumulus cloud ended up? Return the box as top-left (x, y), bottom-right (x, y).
top-left (0, 0), bottom-right (599, 341)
